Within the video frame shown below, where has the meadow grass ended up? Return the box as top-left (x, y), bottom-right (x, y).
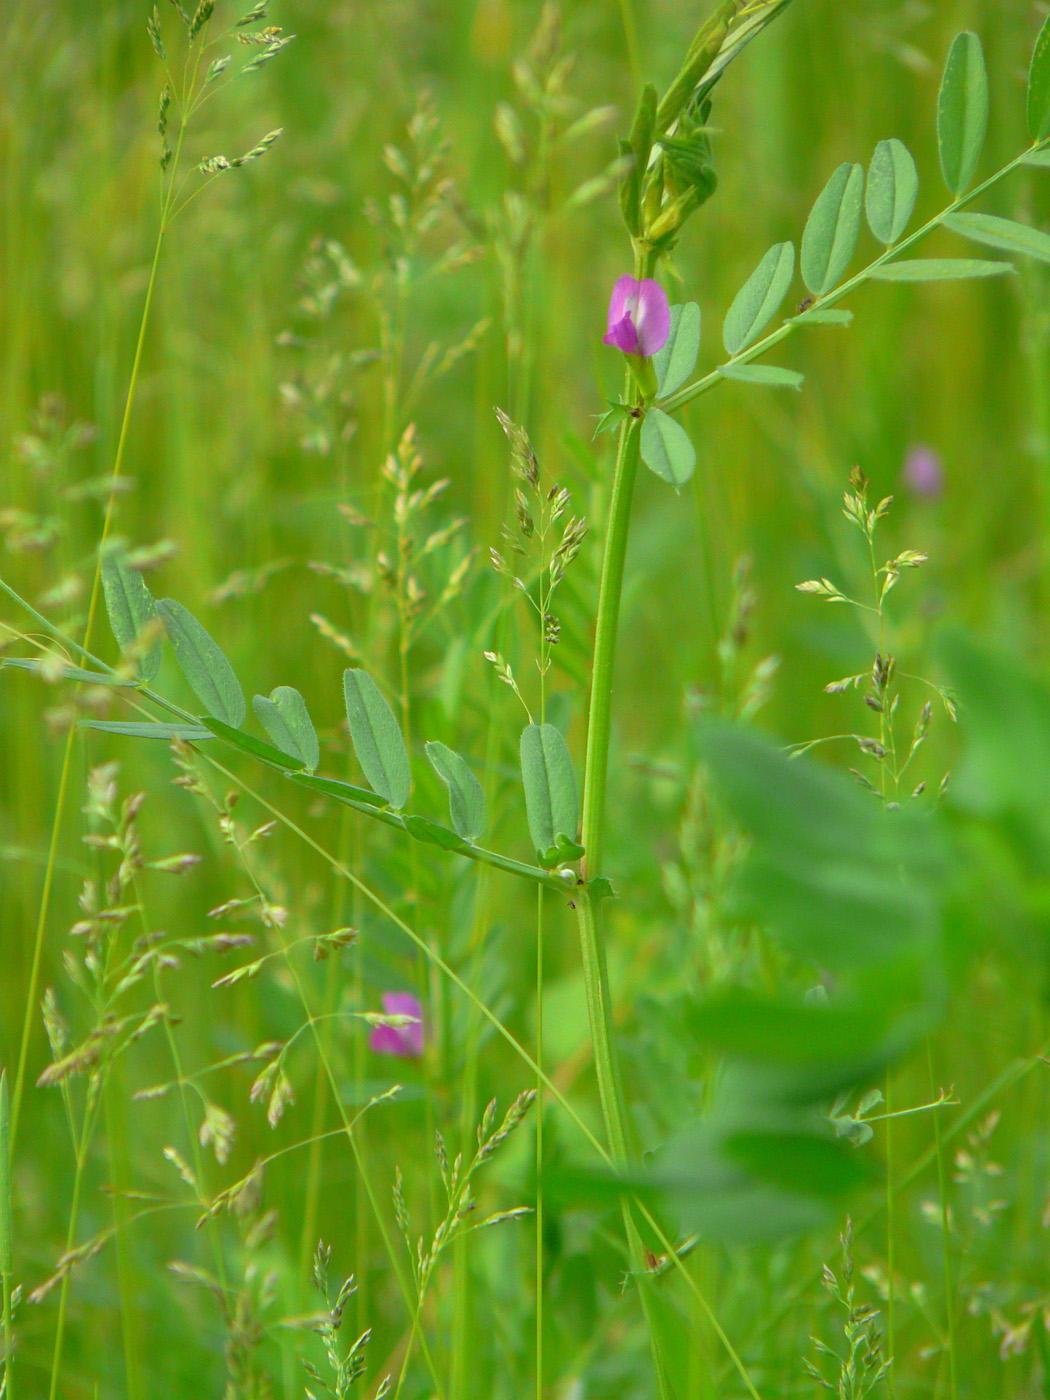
top-left (4, 1), bottom-right (1050, 1397)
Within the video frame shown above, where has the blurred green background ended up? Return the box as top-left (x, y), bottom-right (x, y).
top-left (3, 1), bottom-right (1050, 1396)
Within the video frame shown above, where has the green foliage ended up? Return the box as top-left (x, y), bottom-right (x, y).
top-left (251, 686), bottom-right (320, 772)
top-left (8, 6), bottom-right (1050, 1399)
top-left (78, 719), bottom-right (214, 739)
top-left (101, 550), bottom-right (163, 683)
top-left (944, 211), bottom-right (1050, 263)
top-left (868, 258), bottom-right (1012, 280)
top-left (722, 240), bottom-right (795, 355)
top-left (157, 598), bottom-right (246, 727)
top-left (424, 740), bottom-right (486, 841)
top-left (0, 1070), bottom-right (12, 1282)
top-left (865, 138), bottom-right (918, 245)
top-left (653, 303), bottom-right (701, 398)
top-left (519, 722), bottom-right (579, 865)
top-left (342, 668), bottom-right (411, 809)
top-left (942, 633), bottom-right (1050, 853)
top-left (640, 407), bottom-right (697, 487)
top-left (719, 363), bottom-right (803, 389)
top-left (199, 715), bottom-right (306, 772)
top-left (937, 31), bottom-right (989, 195)
top-left (1028, 13), bottom-right (1050, 141)
top-left (801, 162), bottom-right (864, 296)
top-left (695, 722), bottom-right (943, 973)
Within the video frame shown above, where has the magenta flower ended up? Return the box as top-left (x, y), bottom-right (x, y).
top-left (902, 444), bottom-right (944, 500)
top-left (603, 275), bottom-right (670, 358)
top-left (369, 991), bottom-right (424, 1059)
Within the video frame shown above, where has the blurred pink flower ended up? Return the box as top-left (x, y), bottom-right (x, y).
top-left (902, 444), bottom-right (944, 499)
top-left (603, 275), bottom-right (670, 357)
top-left (369, 991), bottom-right (424, 1058)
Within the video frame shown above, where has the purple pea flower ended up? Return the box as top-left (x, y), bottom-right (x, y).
top-left (369, 991), bottom-right (424, 1059)
top-left (603, 275), bottom-right (671, 358)
top-left (902, 444), bottom-right (944, 500)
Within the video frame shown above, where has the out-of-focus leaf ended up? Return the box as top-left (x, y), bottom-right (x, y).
top-left (1028, 14), bottom-right (1050, 141)
top-left (101, 550), bottom-right (163, 683)
top-left (694, 722), bottom-right (943, 971)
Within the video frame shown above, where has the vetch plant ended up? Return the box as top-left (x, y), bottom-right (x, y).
top-left (8, 4), bottom-right (1050, 1398)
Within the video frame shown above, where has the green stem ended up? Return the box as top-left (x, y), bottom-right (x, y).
top-left (103, 1065), bottom-right (145, 1400)
top-left (8, 108), bottom-right (188, 1156)
top-left (885, 1071), bottom-right (896, 1399)
top-left (48, 1081), bottom-right (102, 1400)
top-left (575, 350), bottom-right (674, 1394)
top-left (535, 884), bottom-right (545, 1400)
top-left (579, 411), bottom-right (643, 883)
top-left (927, 1039), bottom-right (957, 1400)
top-left (1, 1072), bottom-right (13, 1400)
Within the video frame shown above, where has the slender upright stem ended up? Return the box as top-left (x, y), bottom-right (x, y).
top-left (572, 246), bottom-right (675, 1396)
top-left (49, 1083), bottom-right (102, 1400)
top-left (535, 887), bottom-right (545, 1400)
top-left (928, 1039), bottom-right (957, 1400)
top-left (579, 410), bottom-right (643, 883)
top-left (885, 1071), bottom-right (897, 1399)
top-left (9, 109), bottom-right (186, 1153)
top-left (1, 1072), bottom-right (13, 1400)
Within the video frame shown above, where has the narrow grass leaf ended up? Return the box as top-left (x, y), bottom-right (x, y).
top-left (865, 138), bottom-right (919, 244)
top-left (157, 599), bottom-right (245, 726)
top-left (653, 302), bottom-right (701, 398)
top-left (425, 740), bottom-right (486, 840)
top-left (101, 550), bottom-right (163, 682)
top-left (869, 258), bottom-right (1013, 281)
top-left (520, 723), bottom-right (579, 863)
top-left (800, 162), bottom-right (864, 295)
top-left (719, 364), bottom-right (803, 390)
top-left (200, 715), bottom-right (305, 771)
top-left (943, 212), bottom-right (1050, 264)
top-left (1029, 14), bottom-right (1050, 141)
top-left (252, 686), bottom-right (320, 771)
top-left (640, 408), bottom-right (696, 489)
top-left (938, 31), bottom-right (989, 195)
top-left (1, 657), bottom-right (137, 686)
top-left (722, 241), bottom-right (795, 355)
top-left (78, 720), bottom-right (215, 740)
top-left (1022, 149), bottom-right (1050, 168)
top-left (1, 1071), bottom-right (12, 1278)
top-left (343, 668), bottom-right (411, 808)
